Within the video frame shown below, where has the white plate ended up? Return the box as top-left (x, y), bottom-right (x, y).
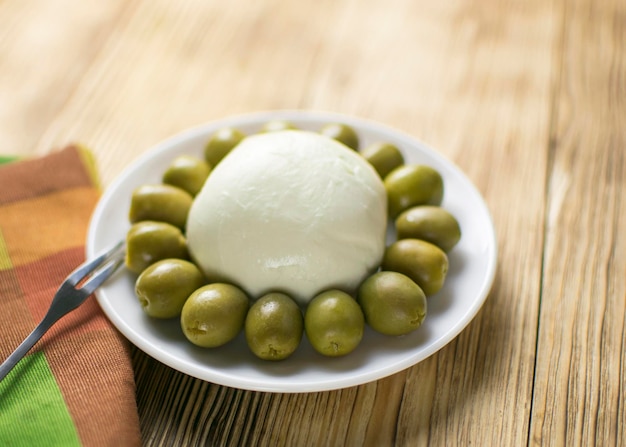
top-left (86, 110), bottom-right (497, 393)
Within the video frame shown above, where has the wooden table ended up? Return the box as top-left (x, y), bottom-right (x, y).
top-left (1, 0), bottom-right (624, 445)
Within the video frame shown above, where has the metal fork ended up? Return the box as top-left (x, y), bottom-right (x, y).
top-left (0, 241), bottom-right (126, 382)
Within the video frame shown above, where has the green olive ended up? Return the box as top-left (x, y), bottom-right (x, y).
top-left (319, 123), bottom-right (359, 150)
top-left (245, 293), bottom-right (303, 361)
top-left (181, 284), bottom-right (249, 348)
top-left (204, 127), bottom-right (245, 167)
top-left (384, 165), bottom-right (444, 218)
top-left (260, 120), bottom-right (297, 133)
top-left (304, 290), bottom-right (364, 357)
top-left (125, 221), bottom-right (188, 274)
top-left (129, 184), bottom-right (193, 229)
top-left (357, 271), bottom-right (426, 336)
top-left (162, 155), bottom-right (211, 196)
top-left (135, 259), bottom-right (205, 319)
top-left (361, 142), bottom-right (404, 179)
top-left (395, 206), bottom-right (461, 252)
top-left (381, 239), bottom-right (449, 296)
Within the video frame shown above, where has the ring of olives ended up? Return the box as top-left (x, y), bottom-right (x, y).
top-left (126, 121), bottom-right (462, 360)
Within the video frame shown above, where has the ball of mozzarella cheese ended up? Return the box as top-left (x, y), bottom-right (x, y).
top-left (186, 130), bottom-right (387, 306)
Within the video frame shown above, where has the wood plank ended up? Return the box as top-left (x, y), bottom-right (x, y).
top-left (530, 0), bottom-right (626, 444)
top-left (392, 0), bottom-right (557, 444)
top-left (31, 0), bottom-right (348, 184)
top-left (0, 0), bottom-right (134, 156)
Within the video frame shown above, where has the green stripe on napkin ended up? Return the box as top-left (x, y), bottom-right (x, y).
top-left (0, 351), bottom-right (80, 447)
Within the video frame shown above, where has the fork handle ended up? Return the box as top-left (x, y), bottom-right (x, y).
top-left (0, 313), bottom-right (58, 382)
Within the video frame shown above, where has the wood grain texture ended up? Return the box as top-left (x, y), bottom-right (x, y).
top-left (0, 0), bottom-right (133, 156)
top-left (530, 0), bottom-right (626, 445)
top-left (0, 0), bottom-right (623, 445)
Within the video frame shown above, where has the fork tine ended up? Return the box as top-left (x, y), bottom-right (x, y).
top-left (79, 256), bottom-right (125, 296)
top-left (66, 240), bottom-right (125, 286)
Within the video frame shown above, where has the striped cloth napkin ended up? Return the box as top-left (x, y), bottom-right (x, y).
top-left (0, 147), bottom-right (141, 446)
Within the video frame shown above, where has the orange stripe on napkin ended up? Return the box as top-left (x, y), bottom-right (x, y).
top-left (47, 329), bottom-right (140, 445)
top-left (0, 187), bottom-right (99, 268)
top-left (0, 267), bottom-right (36, 348)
